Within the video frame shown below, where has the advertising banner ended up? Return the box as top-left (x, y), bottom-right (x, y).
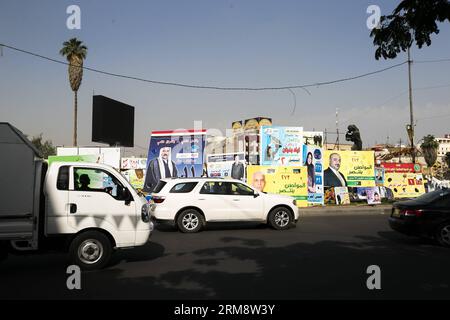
top-left (302, 145), bottom-right (324, 205)
top-left (323, 151), bottom-right (375, 187)
top-left (144, 129), bottom-right (207, 192)
top-left (303, 131), bottom-right (324, 148)
top-left (247, 165), bottom-right (308, 207)
top-left (243, 117), bottom-right (272, 131)
top-left (260, 126), bottom-right (303, 166)
top-left (366, 187), bottom-right (382, 204)
top-left (334, 187), bottom-right (350, 205)
top-left (48, 154), bottom-right (103, 166)
top-left (206, 153), bottom-right (246, 181)
top-left (121, 158), bottom-right (147, 170)
top-left (384, 172), bottom-right (425, 198)
top-left (122, 169), bottom-right (146, 189)
top-left (374, 167), bottom-right (385, 186)
top-left (381, 163), bottom-right (422, 173)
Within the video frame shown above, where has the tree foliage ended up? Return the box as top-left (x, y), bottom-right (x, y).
top-left (371, 0), bottom-right (450, 59)
top-left (420, 135), bottom-right (439, 168)
top-left (30, 134), bottom-right (56, 159)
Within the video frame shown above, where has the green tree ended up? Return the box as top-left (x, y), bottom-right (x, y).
top-left (30, 134), bottom-right (56, 159)
top-left (370, 0), bottom-right (450, 60)
top-left (421, 135), bottom-right (439, 179)
top-left (59, 38), bottom-right (88, 147)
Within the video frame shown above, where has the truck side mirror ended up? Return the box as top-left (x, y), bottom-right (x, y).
top-left (253, 192), bottom-right (260, 198)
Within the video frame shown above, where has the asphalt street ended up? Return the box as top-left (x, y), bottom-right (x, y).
top-left (1, 210), bottom-right (449, 300)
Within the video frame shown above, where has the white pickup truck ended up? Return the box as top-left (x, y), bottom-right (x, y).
top-left (0, 123), bottom-right (153, 270)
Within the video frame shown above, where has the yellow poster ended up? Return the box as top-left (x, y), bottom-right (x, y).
top-left (247, 165), bottom-right (308, 207)
top-left (384, 172), bottom-right (425, 198)
top-left (323, 151), bottom-right (375, 187)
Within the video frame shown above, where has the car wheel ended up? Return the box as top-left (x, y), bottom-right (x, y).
top-left (436, 222), bottom-right (450, 248)
top-left (177, 209), bottom-right (204, 233)
top-left (268, 207), bottom-right (293, 230)
top-left (69, 231), bottom-right (112, 271)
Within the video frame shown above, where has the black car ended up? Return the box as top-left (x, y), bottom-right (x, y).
top-left (389, 188), bottom-right (450, 247)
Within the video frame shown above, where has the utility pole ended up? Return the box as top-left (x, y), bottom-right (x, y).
top-left (407, 47), bottom-right (415, 163)
top-left (335, 108), bottom-right (340, 150)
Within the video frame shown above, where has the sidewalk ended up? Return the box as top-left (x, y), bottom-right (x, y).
top-left (299, 204), bottom-right (392, 216)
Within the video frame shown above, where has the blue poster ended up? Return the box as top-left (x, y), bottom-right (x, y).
top-left (302, 145), bottom-right (324, 205)
top-left (143, 130), bottom-right (206, 192)
top-left (260, 126), bottom-right (303, 166)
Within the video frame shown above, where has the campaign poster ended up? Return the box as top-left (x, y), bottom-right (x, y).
top-left (323, 151), bottom-right (375, 187)
top-left (303, 131), bottom-right (324, 148)
top-left (206, 153), bottom-right (246, 181)
top-left (334, 187), bottom-right (350, 205)
top-left (384, 172), bottom-right (425, 198)
top-left (121, 158), bottom-right (147, 170)
top-left (143, 129), bottom-right (207, 192)
top-left (374, 167), bottom-right (385, 186)
top-left (302, 145), bottom-right (324, 205)
top-left (260, 126), bottom-right (303, 166)
top-left (366, 187), bottom-right (382, 205)
top-left (247, 165), bottom-right (308, 207)
top-left (122, 169), bottom-right (146, 190)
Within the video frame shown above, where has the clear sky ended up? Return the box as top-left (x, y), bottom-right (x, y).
top-left (1, 0), bottom-right (449, 155)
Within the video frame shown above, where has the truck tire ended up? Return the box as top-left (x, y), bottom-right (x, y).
top-left (436, 222), bottom-right (450, 248)
top-left (0, 250), bottom-right (7, 263)
top-left (69, 231), bottom-right (112, 271)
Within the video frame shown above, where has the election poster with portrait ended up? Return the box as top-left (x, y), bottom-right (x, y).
top-left (302, 145), bottom-right (324, 205)
top-left (384, 172), bottom-right (425, 198)
top-left (260, 126), bottom-right (303, 166)
top-left (206, 152), bottom-right (246, 181)
top-left (323, 151), bottom-right (375, 187)
top-left (247, 165), bottom-right (308, 207)
top-left (143, 129), bottom-right (207, 192)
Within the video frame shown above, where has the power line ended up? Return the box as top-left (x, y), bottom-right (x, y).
top-left (415, 58), bottom-right (450, 64)
top-left (0, 42), bottom-right (407, 91)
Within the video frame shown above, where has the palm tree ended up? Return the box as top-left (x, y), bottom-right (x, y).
top-left (59, 38), bottom-right (87, 146)
top-left (420, 135), bottom-right (439, 180)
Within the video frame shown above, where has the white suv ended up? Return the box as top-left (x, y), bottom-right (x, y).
top-left (149, 178), bottom-right (299, 232)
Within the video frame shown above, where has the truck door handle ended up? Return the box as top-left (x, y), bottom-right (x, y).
top-left (69, 203), bottom-right (77, 214)
top-left (232, 199), bottom-right (240, 201)
top-left (198, 198), bottom-right (205, 201)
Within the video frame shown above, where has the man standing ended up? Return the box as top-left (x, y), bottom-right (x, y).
top-left (324, 153), bottom-right (347, 187)
top-left (144, 147), bottom-right (178, 192)
top-left (231, 154), bottom-right (244, 181)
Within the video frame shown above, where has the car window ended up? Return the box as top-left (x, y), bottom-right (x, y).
top-left (74, 168), bottom-right (129, 201)
top-left (432, 194), bottom-right (450, 209)
top-left (200, 181), bottom-right (230, 195)
top-left (56, 166), bottom-right (69, 190)
top-left (229, 183), bottom-right (254, 196)
top-left (170, 182), bottom-right (198, 193)
top-left (152, 181), bottom-right (167, 193)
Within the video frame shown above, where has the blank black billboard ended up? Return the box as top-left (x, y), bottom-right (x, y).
top-left (92, 95), bottom-right (134, 147)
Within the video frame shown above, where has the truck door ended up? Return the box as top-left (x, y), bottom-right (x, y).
top-left (45, 165), bottom-right (70, 235)
top-left (68, 167), bottom-right (137, 246)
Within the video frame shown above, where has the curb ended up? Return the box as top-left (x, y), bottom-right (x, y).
top-left (299, 205), bottom-right (392, 217)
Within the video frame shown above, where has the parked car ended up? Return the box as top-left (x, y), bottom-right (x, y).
top-left (149, 178), bottom-right (299, 232)
top-left (389, 188), bottom-right (450, 247)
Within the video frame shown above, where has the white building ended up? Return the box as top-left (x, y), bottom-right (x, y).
top-left (437, 135), bottom-right (450, 160)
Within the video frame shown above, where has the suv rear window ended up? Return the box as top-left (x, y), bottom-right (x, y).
top-left (170, 182), bottom-right (198, 193)
top-left (152, 181), bottom-right (167, 193)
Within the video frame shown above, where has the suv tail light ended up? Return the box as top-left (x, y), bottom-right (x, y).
top-left (402, 209), bottom-right (424, 217)
top-left (152, 196), bottom-right (166, 204)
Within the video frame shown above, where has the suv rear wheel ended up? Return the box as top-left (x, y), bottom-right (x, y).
top-left (268, 207), bottom-right (293, 230)
top-left (177, 209), bottom-right (204, 233)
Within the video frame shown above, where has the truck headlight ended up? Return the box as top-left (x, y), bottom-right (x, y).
top-left (141, 204), bottom-right (150, 223)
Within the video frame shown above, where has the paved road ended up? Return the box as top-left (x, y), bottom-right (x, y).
top-left (1, 210), bottom-right (449, 300)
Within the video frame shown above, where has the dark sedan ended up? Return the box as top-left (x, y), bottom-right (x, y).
top-left (389, 188), bottom-right (450, 247)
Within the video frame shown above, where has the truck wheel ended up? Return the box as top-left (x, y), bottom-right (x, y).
top-left (177, 209), bottom-right (204, 233)
top-left (268, 207), bottom-right (293, 230)
top-left (0, 242), bottom-right (8, 262)
top-left (436, 222), bottom-right (450, 248)
top-left (69, 231), bottom-right (112, 271)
